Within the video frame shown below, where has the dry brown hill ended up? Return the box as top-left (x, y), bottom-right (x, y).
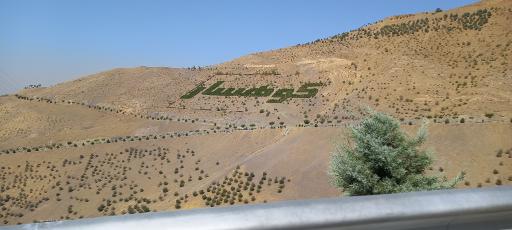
top-left (0, 0), bottom-right (511, 226)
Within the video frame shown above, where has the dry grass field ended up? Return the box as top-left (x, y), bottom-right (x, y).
top-left (1, 0), bottom-right (511, 225)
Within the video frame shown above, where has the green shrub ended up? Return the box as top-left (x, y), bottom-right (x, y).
top-left (97, 204), bottom-right (106, 212)
top-left (496, 149), bottom-right (503, 157)
top-left (329, 111), bottom-right (464, 195)
top-left (141, 205), bottom-right (150, 213)
top-left (128, 205), bottom-right (136, 214)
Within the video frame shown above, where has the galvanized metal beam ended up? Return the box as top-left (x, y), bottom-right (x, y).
top-left (3, 186), bottom-right (512, 230)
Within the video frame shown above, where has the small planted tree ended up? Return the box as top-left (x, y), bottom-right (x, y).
top-left (329, 111), bottom-right (464, 195)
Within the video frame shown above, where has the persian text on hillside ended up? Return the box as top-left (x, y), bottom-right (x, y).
top-left (180, 81), bottom-right (323, 103)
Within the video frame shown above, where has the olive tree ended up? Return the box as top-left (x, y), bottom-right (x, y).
top-left (329, 111), bottom-right (464, 195)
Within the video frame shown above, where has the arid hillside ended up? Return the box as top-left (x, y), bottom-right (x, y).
top-left (1, 0), bottom-right (511, 226)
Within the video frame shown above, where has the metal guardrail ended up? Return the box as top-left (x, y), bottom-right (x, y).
top-left (3, 186), bottom-right (512, 230)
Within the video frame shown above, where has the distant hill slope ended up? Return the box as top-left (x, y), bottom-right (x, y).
top-left (18, 0), bottom-right (511, 128)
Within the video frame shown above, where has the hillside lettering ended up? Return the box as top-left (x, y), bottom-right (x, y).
top-left (180, 81), bottom-right (323, 103)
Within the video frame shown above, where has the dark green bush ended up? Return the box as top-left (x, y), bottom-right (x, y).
top-left (329, 112), bottom-right (464, 195)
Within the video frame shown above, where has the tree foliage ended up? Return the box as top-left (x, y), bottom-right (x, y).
top-left (329, 112), bottom-right (464, 195)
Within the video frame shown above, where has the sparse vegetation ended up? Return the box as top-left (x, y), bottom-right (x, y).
top-left (1, 1), bottom-right (511, 226)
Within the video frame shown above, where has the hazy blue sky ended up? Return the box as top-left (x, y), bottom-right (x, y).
top-left (0, 0), bottom-right (477, 94)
